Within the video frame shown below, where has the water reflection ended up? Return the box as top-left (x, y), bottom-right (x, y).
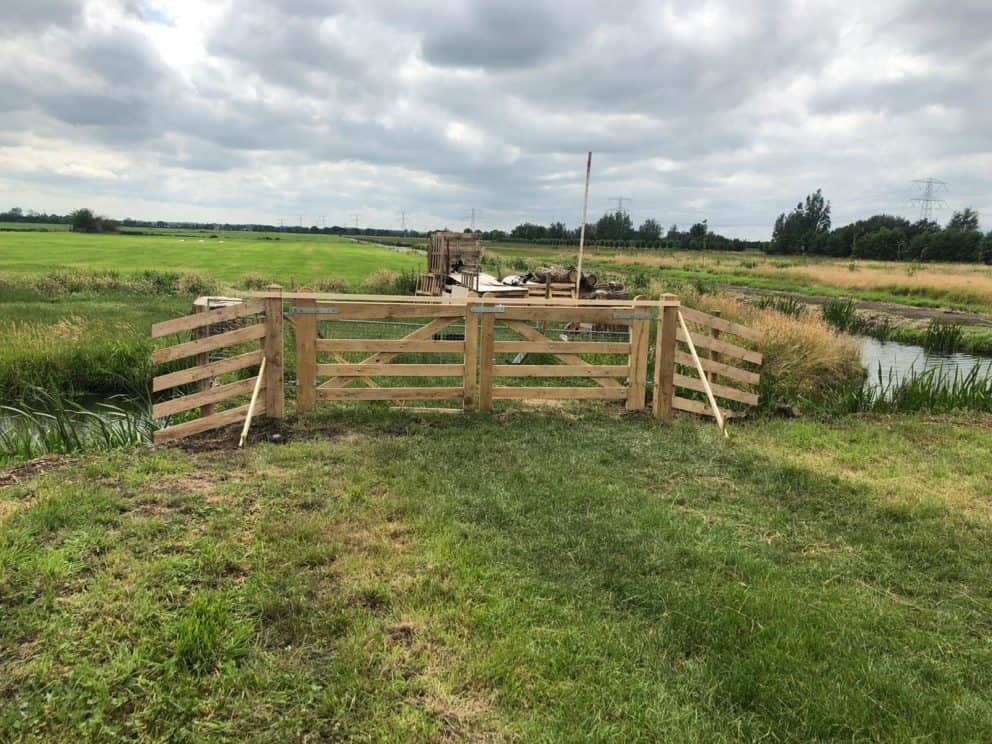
top-left (859, 336), bottom-right (992, 388)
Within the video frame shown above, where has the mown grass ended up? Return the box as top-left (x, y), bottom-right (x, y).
top-left (1, 408), bottom-right (991, 740)
top-left (0, 230), bottom-right (422, 285)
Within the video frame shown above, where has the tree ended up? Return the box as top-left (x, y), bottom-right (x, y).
top-left (595, 210), bottom-right (634, 241)
top-left (947, 208), bottom-right (980, 232)
top-left (770, 189), bottom-right (831, 254)
top-left (638, 218), bottom-right (661, 241)
top-left (71, 208), bottom-right (98, 232)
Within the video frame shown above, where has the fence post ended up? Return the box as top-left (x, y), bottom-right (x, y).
top-left (463, 302), bottom-right (480, 410)
top-left (653, 297), bottom-right (678, 419)
top-left (626, 315), bottom-right (650, 411)
top-left (294, 288), bottom-right (317, 413)
top-left (192, 298), bottom-right (214, 417)
top-left (262, 284), bottom-right (284, 418)
top-left (478, 311), bottom-right (495, 411)
top-left (708, 310), bottom-right (722, 383)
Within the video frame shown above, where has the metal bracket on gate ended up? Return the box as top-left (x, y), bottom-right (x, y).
top-left (469, 304), bottom-right (506, 314)
top-left (612, 311), bottom-right (657, 321)
top-left (292, 307), bottom-right (341, 315)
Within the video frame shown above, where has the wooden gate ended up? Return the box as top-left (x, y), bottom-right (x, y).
top-left (150, 288), bottom-right (284, 443)
top-left (470, 298), bottom-right (673, 411)
top-left (292, 293), bottom-right (469, 411)
top-left (150, 290), bottom-right (767, 443)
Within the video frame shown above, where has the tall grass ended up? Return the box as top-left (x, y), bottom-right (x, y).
top-left (0, 269), bottom-right (220, 297)
top-left (0, 389), bottom-right (152, 464)
top-left (922, 319), bottom-right (964, 354)
top-left (0, 319), bottom-right (154, 403)
top-left (751, 295), bottom-right (808, 318)
top-left (820, 299), bottom-right (892, 340)
top-left (829, 363), bottom-right (992, 414)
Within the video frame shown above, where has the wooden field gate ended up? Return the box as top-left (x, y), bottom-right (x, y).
top-left (149, 289), bottom-right (765, 442)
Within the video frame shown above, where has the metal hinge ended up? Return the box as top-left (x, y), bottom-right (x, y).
top-left (292, 307), bottom-right (341, 315)
top-left (470, 304), bottom-right (506, 314)
top-left (612, 311), bottom-right (657, 320)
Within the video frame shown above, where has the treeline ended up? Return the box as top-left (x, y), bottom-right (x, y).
top-left (484, 211), bottom-right (766, 251)
top-left (769, 190), bottom-right (992, 263)
top-left (0, 207), bottom-right (429, 238)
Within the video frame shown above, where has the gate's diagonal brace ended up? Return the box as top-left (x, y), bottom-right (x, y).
top-left (502, 320), bottom-right (623, 388)
top-left (318, 317), bottom-right (459, 389)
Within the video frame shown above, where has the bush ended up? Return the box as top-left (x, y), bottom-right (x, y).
top-left (313, 276), bottom-right (349, 293)
top-left (238, 273), bottom-right (273, 290)
top-left (359, 269), bottom-right (418, 295)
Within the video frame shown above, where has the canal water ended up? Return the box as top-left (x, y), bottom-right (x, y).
top-left (859, 336), bottom-right (992, 388)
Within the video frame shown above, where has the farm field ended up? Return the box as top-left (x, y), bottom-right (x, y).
top-left (484, 242), bottom-right (992, 315)
top-left (0, 230), bottom-right (424, 402)
top-left (0, 229), bottom-right (422, 286)
top-left (2, 408), bottom-right (992, 740)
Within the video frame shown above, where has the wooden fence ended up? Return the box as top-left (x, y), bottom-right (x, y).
top-left (149, 289), bottom-right (765, 442)
top-left (150, 287), bottom-right (283, 443)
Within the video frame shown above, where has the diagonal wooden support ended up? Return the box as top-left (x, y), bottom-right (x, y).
top-left (502, 320), bottom-right (623, 388)
top-left (677, 310), bottom-right (727, 436)
top-left (319, 317), bottom-right (459, 389)
top-left (332, 353), bottom-right (379, 388)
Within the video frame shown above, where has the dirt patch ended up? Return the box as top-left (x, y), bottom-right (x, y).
top-left (0, 454), bottom-right (68, 488)
top-left (388, 621), bottom-right (417, 646)
top-left (166, 418), bottom-right (296, 453)
top-left (147, 472), bottom-right (215, 495)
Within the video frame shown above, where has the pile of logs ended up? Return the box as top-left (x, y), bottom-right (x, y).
top-left (525, 265), bottom-right (628, 299)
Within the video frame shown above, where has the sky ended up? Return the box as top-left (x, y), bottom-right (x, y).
top-left (0, 0), bottom-right (990, 238)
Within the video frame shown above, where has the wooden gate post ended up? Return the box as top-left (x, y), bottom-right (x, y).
top-left (626, 315), bottom-right (650, 411)
top-left (653, 298), bottom-right (678, 419)
top-left (463, 302), bottom-right (480, 410)
top-left (478, 310), bottom-right (496, 412)
top-left (294, 288), bottom-right (317, 413)
top-left (263, 284), bottom-right (284, 418)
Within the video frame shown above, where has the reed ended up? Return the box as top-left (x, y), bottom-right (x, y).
top-left (751, 295), bottom-right (808, 318)
top-left (922, 319), bottom-right (964, 354)
top-left (0, 389), bottom-right (152, 464)
top-left (832, 363), bottom-right (992, 414)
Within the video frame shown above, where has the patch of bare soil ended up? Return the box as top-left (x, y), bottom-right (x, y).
top-left (166, 418), bottom-right (296, 453)
top-left (0, 454), bottom-right (68, 488)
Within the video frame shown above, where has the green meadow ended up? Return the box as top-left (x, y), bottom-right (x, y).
top-left (0, 229), bottom-right (423, 286)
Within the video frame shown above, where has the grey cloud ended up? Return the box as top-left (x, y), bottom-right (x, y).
top-left (0, 0), bottom-right (990, 235)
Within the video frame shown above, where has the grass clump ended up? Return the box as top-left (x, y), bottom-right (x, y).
top-left (0, 319), bottom-right (154, 403)
top-left (820, 298), bottom-right (892, 340)
top-left (751, 295), bottom-right (808, 318)
top-left (0, 269), bottom-right (221, 298)
top-left (360, 268), bottom-right (419, 295)
top-left (689, 292), bottom-right (864, 409)
top-left (841, 363), bottom-right (992, 414)
top-left (0, 389), bottom-right (152, 465)
top-left (922, 319), bottom-right (964, 354)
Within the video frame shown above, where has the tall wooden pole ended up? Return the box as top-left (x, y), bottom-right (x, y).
top-left (575, 152), bottom-right (592, 298)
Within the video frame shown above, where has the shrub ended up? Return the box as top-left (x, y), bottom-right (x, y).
top-left (313, 276), bottom-right (349, 293)
top-left (359, 269), bottom-right (419, 295)
top-left (239, 272), bottom-right (272, 290)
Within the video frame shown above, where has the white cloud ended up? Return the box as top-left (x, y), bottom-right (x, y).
top-left (0, 0), bottom-right (990, 236)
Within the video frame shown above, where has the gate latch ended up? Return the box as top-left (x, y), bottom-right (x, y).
top-left (612, 311), bottom-right (656, 320)
top-left (292, 307), bottom-right (341, 315)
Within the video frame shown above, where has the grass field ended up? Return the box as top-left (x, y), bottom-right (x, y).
top-left (2, 408), bottom-right (991, 740)
top-left (0, 230), bottom-right (423, 401)
top-left (0, 229), bottom-right (422, 287)
top-left (485, 243), bottom-right (992, 313)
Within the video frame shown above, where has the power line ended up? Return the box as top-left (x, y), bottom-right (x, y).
top-left (610, 196), bottom-right (632, 215)
top-left (910, 178), bottom-right (947, 222)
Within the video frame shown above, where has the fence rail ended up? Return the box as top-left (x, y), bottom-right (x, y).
top-left (149, 289), bottom-right (766, 443)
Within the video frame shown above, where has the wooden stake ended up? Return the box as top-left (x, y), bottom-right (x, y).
top-left (239, 357), bottom-right (267, 448)
top-left (676, 310), bottom-right (727, 436)
top-left (575, 151), bottom-right (592, 298)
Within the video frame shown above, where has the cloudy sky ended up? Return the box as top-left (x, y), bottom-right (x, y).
top-left (1, 0), bottom-right (990, 237)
